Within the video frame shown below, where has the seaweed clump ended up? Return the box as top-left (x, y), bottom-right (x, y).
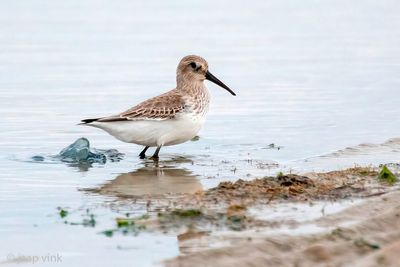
top-left (378, 165), bottom-right (397, 185)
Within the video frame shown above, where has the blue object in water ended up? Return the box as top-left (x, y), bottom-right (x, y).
top-left (58, 137), bottom-right (92, 162)
top-left (30, 137), bottom-right (124, 164)
top-left (60, 137), bottom-right (126, 163)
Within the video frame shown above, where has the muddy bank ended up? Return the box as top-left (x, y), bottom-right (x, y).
top-left (164, 190), bottom-right (400, 267)
top-left (158, 166), bottom-right (398, 267)
top-left (135, 167), bottom-right (394, 213)
top-left (93, 166), bottom-right (390, 202)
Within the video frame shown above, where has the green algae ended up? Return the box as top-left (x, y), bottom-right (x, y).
top-left (378, 165), bottom-right (397, 185)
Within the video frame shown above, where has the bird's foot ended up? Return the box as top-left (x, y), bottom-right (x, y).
top-left (138, 146), bottom-right (150, 160)
top-left (149, 156), bottom-right (159, 161)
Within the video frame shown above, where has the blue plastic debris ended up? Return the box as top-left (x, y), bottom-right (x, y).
top-left (31, 137), bottom-right (124, 165)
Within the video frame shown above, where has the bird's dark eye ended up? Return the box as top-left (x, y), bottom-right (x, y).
top-left (189, 62), bottom-right (197, 69)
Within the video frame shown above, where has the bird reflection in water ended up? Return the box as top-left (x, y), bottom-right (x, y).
top-left (93, 160), bottom-right (203, 197)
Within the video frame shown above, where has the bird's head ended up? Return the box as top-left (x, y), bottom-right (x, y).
top-left (176, 55), bottom-right (236, 96)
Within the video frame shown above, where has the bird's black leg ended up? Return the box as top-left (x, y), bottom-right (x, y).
top-left (139, 146), bottom-right (149, 159)
top-left (150, 146), bottom-right (162, 160)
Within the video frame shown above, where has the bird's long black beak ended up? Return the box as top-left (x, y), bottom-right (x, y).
top-left (205, 71), bottom-right (236, 96)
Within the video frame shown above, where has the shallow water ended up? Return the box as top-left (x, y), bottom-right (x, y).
top-left (1, 0), bottom-right (400, 266)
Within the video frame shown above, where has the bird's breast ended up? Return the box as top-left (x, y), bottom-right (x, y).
top-left (183, 87), bottom-right (210, 118)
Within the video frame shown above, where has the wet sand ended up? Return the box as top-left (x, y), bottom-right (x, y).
top-left (164, 190), bottom-right (400, 267)
top-left (151, 166), bottom-right (399, 267)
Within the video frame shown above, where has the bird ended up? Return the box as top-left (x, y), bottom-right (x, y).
top-left (80, 55), bottom-right (236, 160)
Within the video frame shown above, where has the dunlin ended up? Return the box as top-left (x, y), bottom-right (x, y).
top-left (81, 55), bottom-right (235, 159)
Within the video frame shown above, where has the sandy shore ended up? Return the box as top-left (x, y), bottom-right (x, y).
top-left (164, 190), bottom-right (400, 267)
top-left (161, 167), bottom-right (400, 267)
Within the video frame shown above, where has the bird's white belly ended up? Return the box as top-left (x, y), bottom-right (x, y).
top-left (90, 113), bottom-right (205, 147)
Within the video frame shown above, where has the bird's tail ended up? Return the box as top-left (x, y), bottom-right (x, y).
top-left (79, 116), bottom-right (128, 125)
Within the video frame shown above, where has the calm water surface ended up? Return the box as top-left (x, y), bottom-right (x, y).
top-left (1, 1), bottom-right (400, 266)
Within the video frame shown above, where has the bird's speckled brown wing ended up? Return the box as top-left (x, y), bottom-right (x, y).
top-left (96, 90), bottom-right (186, 122)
